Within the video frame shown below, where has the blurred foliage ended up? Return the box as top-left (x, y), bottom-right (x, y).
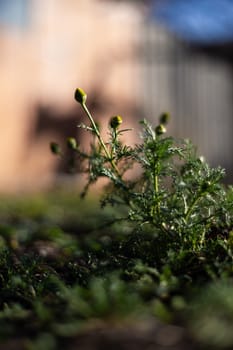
top-left (0, 188), bottom-right (231, 349)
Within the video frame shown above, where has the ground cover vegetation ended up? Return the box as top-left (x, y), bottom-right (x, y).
top-left (0, 88), bottom-right (232, 349)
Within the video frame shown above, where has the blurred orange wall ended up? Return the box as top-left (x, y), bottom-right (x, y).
top-left (0, 0), bottom-right (144, 192)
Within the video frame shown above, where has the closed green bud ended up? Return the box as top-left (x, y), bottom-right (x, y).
top-left (110, 115), bottom-right (123, 129)
top-left (159, 112), bottom-right (170, 125)
top-left (50, 142), bottom-right (61, 155)
top-left (67, 137), bottom-right (77, 150)
top-left (155, 124), bottom-right (166, 136)
top-left (74, 88), bottom-right (87, 104)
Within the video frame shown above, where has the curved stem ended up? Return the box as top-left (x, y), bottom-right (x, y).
top-left (81, 102), bottom-right (120, 176)
top-left (185, 195), bottom-right (202, 223)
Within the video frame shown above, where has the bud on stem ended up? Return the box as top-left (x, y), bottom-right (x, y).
top-left (159, 112), bottom-right (170, 125)
top-left (155, 124), bottom-right (166, 136)
top-left (67, 137), bottom-right (78, 150)
top-left (74, 88), bottom-right (87, 104)
top-left (110, 115), bottom-right (123, 129)
top-left (50, 142), bottom-right (61, 155)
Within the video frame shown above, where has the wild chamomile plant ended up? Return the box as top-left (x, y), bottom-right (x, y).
top-left (51, 88), bottom-right (232, 251)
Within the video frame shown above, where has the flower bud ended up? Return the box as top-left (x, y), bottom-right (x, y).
top-left (110, 115), bottom-right (123, 129)
top-left (74, 88), bottom-right (87, 104)
top-left (155, 124), bottom-right (166, 136)
top-left (50, 142), bottom-right (61, 155)
top-left (159, 112), bottom-right (170, 125)
top-left (67, 137), bottom-right (77, 150)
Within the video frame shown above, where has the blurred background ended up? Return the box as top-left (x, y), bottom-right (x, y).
top-left (0, 0), bottom-right (232, 192)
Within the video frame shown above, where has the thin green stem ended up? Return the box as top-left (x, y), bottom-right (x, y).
top-left (185, 195), bottom-right (202, 223)
top-left (81, 102), bottom-right (120, 176)
top-left (151, 165), bottom-right (160, 221)
top-left (155, 174), bottom-right (159, 194)
top-left (155, 172), bottom-right (161, 215)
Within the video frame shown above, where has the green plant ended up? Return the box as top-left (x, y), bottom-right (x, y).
top-left (51, 88), bottom-right (232, 254)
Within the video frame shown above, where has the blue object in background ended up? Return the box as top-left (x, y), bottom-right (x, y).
top-left (0, 0), bottom-right (29, 29)
top-left (150, 0), bottom-right (233, 44)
